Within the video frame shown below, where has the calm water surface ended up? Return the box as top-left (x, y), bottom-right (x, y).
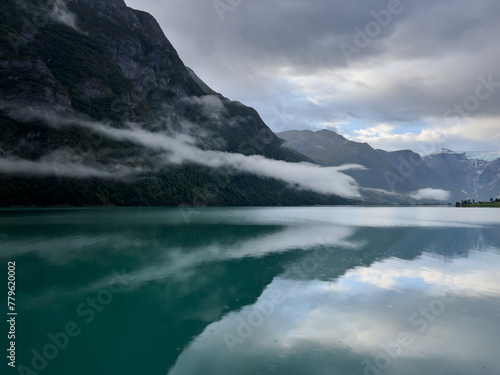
top-left (1, 207), bottom-right (499, 375)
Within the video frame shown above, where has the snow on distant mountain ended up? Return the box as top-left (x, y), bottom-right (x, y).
top-left (423, 149), bottom-right (500, 200)
top-left (464, 151), bottom-right (500, 162)
top-left (277, 133), bottom-right (500, 201)
top-left (428, 149), bottom-right (500, 162)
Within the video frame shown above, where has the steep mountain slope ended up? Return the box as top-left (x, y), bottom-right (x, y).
top-left (376, 149), bottom-right (459, 198)
top-left (278, 129), bottom-right (421, 193)
top-left (423, 149), bottom-right (500, 201)
top-left (465, 150), bottom-right (500, 162)
top-left (1, 0), bottom-right (306, 160)
top-left (477, 158), bottom-right (500, 199)
top-left (423, 151), bottom-right (487, 200)
top-left (0, 0), bottom-right (351, 207)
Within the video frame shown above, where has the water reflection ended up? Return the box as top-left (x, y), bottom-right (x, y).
top-left (0, 207), bottom-right (499, 375)
top-left (169, 244), bottom-right (500, 375)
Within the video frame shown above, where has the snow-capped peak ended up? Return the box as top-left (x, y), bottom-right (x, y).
top-left (464, 150), bottom-right (500, 162)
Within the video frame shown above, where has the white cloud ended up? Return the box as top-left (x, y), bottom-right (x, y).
top-left (166, 249), bottom-right (500, 374)
top-left (410, 188), bottom-right (451, 201)
top-left (348, 124), bottom-right (445, 152)
top-left (124, 0), bottom-right (500, 151)
top-left (0, 151), bottom-right (140, 179)
top-left (56, 119), bottom-right (365, 199)
top-left (348, 252), bottom-right (500, 297)
top-left (181, 95), bottom-right (226, 120)
top-left (354, 123), bottom-right (396, 138)
top-left (344, 117), bottom-right (500, 153)
top-left (48, 0), bottom-right (79, 30)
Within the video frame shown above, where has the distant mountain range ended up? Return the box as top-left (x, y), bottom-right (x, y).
top-left (423, 150), bottom-right (500, 201)
top-left (464, 150), bottom-right (500, 162)
top-left (278, 130), bottom-right (500, 202)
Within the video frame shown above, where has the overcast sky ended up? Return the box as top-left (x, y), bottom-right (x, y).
top-left (125, 0), bottom-right (500, 152)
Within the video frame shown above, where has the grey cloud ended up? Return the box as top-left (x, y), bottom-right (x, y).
top-left (362, 187), bottom-right (452, 202)
top-left (181, 95), bottom-right (226, 121)
top-left (142, 0), bottom-right (398, 70)
top-left (126, 0), bottom-right (500, 136)
top-left (409, 188), bottom-right (451, 201)
top-left (6, 106), bottom-right (365, 199)
top-left (78, 120), bottom-right (365, 198)
top-left (129, 0), bottom-right (500, 66)
top-left (0, 151), bottom-right (141, 179)
top-left (48, 0), bottom-right (79, 30)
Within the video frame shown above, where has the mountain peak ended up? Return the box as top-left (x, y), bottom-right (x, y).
top-left (465, 150), bottom-right (500, 162)
top-left (439, 148), bottom-right (456, 154)
top-left (1, 0), bottom-right (331, 207)
top-left (68, 0), bottom-right (127, 8)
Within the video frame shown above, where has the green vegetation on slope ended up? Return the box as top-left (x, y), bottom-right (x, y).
top-left (0, 0), bottom-right (352, 207)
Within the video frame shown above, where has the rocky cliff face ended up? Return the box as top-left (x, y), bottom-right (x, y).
top-left (68, 0), bottom-right (203, 108)
top-left (424, 151), bottom-right (500, 201)
top-left (1, 0), bottom-right (345, 207)
top-left (477, 158), bottom-right (500, 199)
top-left (377, 149), bottom-right (457, 196)
top-left (278, 129), bottom-right (500, 201)
top-left (0, 0), bottom-right (307, 159)
top-left (1, 0), bottom-right (203, 118)
top-left (278, 129), bottom-right (421, 193)
top-left (0, 56), bottom-right (72, 113)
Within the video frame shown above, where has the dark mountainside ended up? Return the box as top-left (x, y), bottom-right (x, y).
top-left (0, 0), bottom-right (350, 207)
top-left (376, 149), bottom-right (457, 195)
top-left (279, 129), bottom-right (420, 193)
top-left (477, 158), bottom-right (500, 199)
top-left (279, 129), bottom-right (498, 202)
top-left (2, 0), bottom-right (496, 206)
top-left (423, 151), bottom-right (500, 201)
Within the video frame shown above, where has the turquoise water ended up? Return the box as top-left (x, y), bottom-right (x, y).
top-left (1, 207), bottom-right (499, 375)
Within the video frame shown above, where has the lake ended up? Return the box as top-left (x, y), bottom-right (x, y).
top-left (1, 206), bottom-right (499, 375)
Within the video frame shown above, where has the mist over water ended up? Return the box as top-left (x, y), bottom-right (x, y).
top-left (1, 207), bottom-right (499, 375)
top-left (0, 114), bottom-right (365, 199)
